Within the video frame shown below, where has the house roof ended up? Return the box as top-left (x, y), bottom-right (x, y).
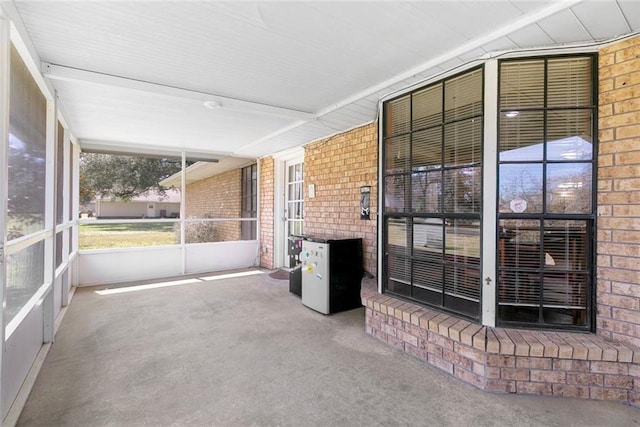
top-left (5, 1), bottom-right (640, 164)
top-left (97, 188), bottom-right (181, 204)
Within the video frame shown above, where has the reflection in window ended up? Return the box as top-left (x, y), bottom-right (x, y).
top-left (241, 164), bottom-right (257, 240)
top-left (8, 45), bottom-right (47, 240)
top-left (7, 44), bottom-right (48, 324)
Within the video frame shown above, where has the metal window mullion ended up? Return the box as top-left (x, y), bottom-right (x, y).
top-left (379, 106), bottom-right (387, 293)
top-left (482, 59), bottom-right (498, 327)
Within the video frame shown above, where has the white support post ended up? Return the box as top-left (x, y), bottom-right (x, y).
top-left (43, 92), bottom-right (57, 344)
top-left (71, 140), bottom-right (80, 286)
top-left (61, 127), bottom-right (70, 306)
top-left (256, 159), bottom-right (261, 266)
top-left (377, 108), bottom-right (384, 294)
top-left (180, 151), bottom-right (186, 274)
top-left (0, 8), bottom-right (11, 362)
top-left (482, 59), bottom-right (499, 327)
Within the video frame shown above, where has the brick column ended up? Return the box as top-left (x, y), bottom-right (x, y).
top-left (597, 35), bottom-right (640, 347)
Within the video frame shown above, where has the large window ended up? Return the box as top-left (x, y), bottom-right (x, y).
top-left (382, 55), bottom-right (596, 329)
top-left (497, 56), bottom-right (595, 328)
top-left (383, 67), bottom-right (483, 319)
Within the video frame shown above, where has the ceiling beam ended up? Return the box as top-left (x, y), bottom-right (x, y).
top-left (41, 62), bottom-right (316, 121)
top-left (79, 139), bottom-right (231, 161)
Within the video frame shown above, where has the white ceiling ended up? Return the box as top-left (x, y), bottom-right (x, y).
top-left (4, 1), bottom-right (640, 165)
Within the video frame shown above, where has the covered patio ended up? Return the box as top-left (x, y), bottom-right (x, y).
top-left (4, 1), bottom-right (640, 423)
top-left (15, 270), bottom-right (640, 426)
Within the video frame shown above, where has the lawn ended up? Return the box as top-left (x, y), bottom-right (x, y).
top-left (79, 222), bottom-right (177, 250)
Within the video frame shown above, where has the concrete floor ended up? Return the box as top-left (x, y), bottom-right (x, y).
top-left (17, 269), bottom-right (640, 426)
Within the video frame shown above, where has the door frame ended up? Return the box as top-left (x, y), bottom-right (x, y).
top-left (272, 147), bottom-right (304, 269)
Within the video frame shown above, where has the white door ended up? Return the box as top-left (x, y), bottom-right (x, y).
top-left (284, 160), bottom-right (303, 268)
top-left (146, 203), bottom-right (156, 218)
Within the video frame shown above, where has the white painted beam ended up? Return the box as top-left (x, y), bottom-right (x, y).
top-left (41, 62), bottom-right (316, 121)
top-left (79, 139), bottom-right (226, 161)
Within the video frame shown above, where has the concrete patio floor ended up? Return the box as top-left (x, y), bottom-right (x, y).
top-left (16, 269), bottom-right (640, 426)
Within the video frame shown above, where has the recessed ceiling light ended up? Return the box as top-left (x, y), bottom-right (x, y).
top-left (505, 111), bottom-right (519, 118)
top-left (204, 100), bottom-right (222, 109)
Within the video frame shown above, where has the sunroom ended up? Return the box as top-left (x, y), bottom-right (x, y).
top-left (3, 1), bottom-right (640, 422)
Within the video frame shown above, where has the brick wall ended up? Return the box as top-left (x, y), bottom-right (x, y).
top-left (364, 291), bottom-right (640, 404)
top-left (597, 35), bottom-right (640, 348)
top-left (303, 122), bottom-right (378, 276)
top-left (185, 169), bottom-right (241, 242)
top-left (259, 156), bottom-right (275, 269)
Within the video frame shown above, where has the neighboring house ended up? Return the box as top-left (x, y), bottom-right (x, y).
top-left (94, 189), bottom-right (181, 219)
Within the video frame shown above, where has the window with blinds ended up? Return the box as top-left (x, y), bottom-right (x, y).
top-left (241, 164), bottom-right (257, 240)
top-left (383, 67), bottom-right (483, 319)
top-left (497, 55), bottom-right (595, 329)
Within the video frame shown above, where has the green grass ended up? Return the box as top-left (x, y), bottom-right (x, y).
top-left (79, 222), bottom-right (177, 250)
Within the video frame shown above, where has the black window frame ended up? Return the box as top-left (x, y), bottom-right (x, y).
top-left (382, 65), bottom-right (484, 321)
top-left (495, 54), bottom-right (598, 331)
top-left (241, 163), bottom-right (257, 241)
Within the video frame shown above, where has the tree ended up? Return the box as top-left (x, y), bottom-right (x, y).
top-left (79, 153), bottom-right (183, 205)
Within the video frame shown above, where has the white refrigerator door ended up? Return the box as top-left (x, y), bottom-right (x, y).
top-left (301, 241), bottom-right (330, 314)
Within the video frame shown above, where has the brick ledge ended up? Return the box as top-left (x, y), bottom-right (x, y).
top-left (363, 291), bottom-right (638, 363)
top-left (362, 289), bottom-right (640, 403)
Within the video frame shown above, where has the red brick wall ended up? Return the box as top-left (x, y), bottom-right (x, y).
top-left (303, 122), bottom-right (378, 276)
top-left (259, 157), bottom-right (275, 269)
top-left (185, 169), bottom-right (241, 242)
top-left (597, 35), bottom-right (640, 347)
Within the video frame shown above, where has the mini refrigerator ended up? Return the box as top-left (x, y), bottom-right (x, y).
top-left (301, 237), bottom-right (363, 314)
